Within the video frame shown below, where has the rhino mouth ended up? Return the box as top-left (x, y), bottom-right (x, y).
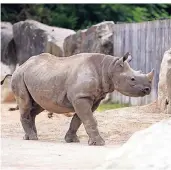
top-left (139, 92), bottom-right (148, 97)
top-left (119, 89), bottom-right (150, 97)
top-left (129, 84), bottom-right (151, 96)
top-left (119, 91), bottom-right (140, 97)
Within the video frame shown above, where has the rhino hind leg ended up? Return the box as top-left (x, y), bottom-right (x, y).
top-left (20, 107), bottom-right (38, 140)
top-left (65, 114), bottom-right (81, 143)
top-left (20, 102), bottom-right (44, 140)
top-left (15, 81), bottom-right (44, 140)
top-left (30, 103), bottom-right (44, 135)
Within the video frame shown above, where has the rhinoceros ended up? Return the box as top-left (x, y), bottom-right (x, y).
top-left (8, 52), bottom-right (154, 145)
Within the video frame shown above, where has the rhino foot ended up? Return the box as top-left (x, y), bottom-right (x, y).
top-left (88, 136), bottom-right (105, 146)
top-left (23, 134), bottom-right (38, 140)
top-left (65, 133), bottom-right (80, 143)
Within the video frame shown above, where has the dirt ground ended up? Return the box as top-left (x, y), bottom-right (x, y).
top-left (1, 102), bottom-right (170, 144)
top-left (1, 103), bottom-right (171, 169)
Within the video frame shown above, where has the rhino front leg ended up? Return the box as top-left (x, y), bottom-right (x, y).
top-left (65, 114), bottom-right (81, 143)
top-left (73, 98), bottom-right (105, 146)
top-left (65, 99), bottom-right (102, 143)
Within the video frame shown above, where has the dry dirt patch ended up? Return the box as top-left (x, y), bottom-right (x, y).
top-left (1, 103), bottom-right (171, 169)
top-left (1, 103), bottom-right (170, 145)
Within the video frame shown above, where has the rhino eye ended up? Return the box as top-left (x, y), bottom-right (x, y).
top-left (131, 77), bottom-right (135, 81)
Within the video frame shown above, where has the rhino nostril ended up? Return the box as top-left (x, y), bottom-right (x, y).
top-left (144, 87), bottom-right (150, 92)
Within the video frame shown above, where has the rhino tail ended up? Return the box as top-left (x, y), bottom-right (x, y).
top-left (1, 74), bottom-right (12, 85)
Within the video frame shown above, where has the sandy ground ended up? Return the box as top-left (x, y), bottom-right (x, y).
top-left (2, 137), bottom-right (118, 170)
top-left (1, 103), bottom-right (171, 169)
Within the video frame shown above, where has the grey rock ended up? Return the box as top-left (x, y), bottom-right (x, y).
top-left (98, 119), bottom-right (171, 170)
top-left (64, 21), bottom-right (114, 57)
top-left (158, 48), bottom-right (171, 113)
top-left (1, 22), bottom-right (17, 73)
top-left (166, 49), bottom-right (171, 114)
top-left (13, 19), bottom-right (75, 65)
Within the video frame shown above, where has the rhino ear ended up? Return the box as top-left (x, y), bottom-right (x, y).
top-left (118, 52), bottom-right (132, 67)
top-left (123, 52), bottom-right (132, 62)
top-left (127, 53), bottom-right (132, 63)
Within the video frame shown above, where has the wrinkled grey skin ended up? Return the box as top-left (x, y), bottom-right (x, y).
top-left (11, 52), bottom-right (154, 145)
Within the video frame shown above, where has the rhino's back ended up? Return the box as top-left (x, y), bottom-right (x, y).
top-left (23, 52), bottom-right (102, 68)
top-left (22, 52), bottom-right (107, 76)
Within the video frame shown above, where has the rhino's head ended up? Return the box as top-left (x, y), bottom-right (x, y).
top-left (109, 52), bottom-right (154, 97)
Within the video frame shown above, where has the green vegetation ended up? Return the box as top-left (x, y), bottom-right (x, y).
top-left (1, 4), bottom-right (171, 30)
top-left (97, 102), bottom-right (129, 112)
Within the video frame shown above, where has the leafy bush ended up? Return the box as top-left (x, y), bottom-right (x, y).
top-left (1, 4), bottom-right (171, 30)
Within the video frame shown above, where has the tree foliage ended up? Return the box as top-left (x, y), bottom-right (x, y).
top-left (1, 4), bottom-right (171, 30)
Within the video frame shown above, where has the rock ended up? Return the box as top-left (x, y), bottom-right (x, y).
top-left (1, 22), bottom-right (17, 73)
top-left (97, 119), bottom-right (171, 170)
top-left (13, 20), bottom-right (75, 65)
top-left (166, 50), bottom-right (171, 114)
top-left (158, 48), bottom-right (171, 113)
top-left (64, 21), bottom-right (114, 57)
top-left (1, 22), bottom-right (17, 103)
top-left (1, 63), bottom-right (15, 103)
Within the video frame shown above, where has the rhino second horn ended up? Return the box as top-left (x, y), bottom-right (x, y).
top-left (147, 69), bottom-right (154, 81)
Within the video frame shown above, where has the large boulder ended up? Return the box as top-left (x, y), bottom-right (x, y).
top-left (157, 48), bottom-right (171, 113)
top-left (166, 50), bottom-right (171, 114)
top-left (1, 22), bottom-right (17, 103)
top-left (1, 63), bottom-right (16, 103)
top-left (13, 20), bottom-right (75, 65)
top-left (97, 119), bottom-right (171, 170)
top-left (1, 22), bottom-right (17, 73)
top-left (63, 21), bottom-right (114, 57)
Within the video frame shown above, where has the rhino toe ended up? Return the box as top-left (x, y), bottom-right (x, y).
top-left (65, 133), bottom-right (80, 143)
top-left (88, 136), bottom-right (105, 146)
top-left (23, 134), bottom-right (38, 140)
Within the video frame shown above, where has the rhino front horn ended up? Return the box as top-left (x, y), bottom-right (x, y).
top-left (147, 69), bottom-right (154, 81)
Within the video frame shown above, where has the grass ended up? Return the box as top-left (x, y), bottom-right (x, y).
top-left (97, 102), bottom-right (129, 112)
